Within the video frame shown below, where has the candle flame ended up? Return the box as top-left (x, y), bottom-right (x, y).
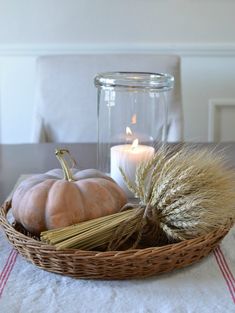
top-left (126, 127), bottom-right (132, 136)
top-left (131, 114), bottom-right (137, 124)
top-left (131, 138), bottom-right (139, 150)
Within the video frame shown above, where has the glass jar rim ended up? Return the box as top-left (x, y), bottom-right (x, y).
top-left (94, 71), bottom-right (174, 91)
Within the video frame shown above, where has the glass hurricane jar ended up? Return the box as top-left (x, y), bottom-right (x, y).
top-left (94, 72), bottom-right (174, 197)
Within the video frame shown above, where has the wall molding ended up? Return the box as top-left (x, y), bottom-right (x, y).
top-left (1, 43), bottom-right (235, 57)
top-left (208, 98), bottom-right (235, 142)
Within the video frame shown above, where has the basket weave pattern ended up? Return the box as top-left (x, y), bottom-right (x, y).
top-left (0, 201), bottom-right (232, 280)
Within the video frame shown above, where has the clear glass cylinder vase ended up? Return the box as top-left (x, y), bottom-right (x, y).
top-left (94, 72), bottom-right (174, 197)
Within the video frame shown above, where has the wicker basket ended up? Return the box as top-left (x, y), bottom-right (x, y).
top-left (0, 201), bottom-right (233, 280)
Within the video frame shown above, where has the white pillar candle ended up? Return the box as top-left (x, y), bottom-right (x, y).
top-left (110, 143), bottom-right (154, 198)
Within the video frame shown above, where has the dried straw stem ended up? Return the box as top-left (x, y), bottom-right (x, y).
top-left (41, 208), bottom-right (139, 250)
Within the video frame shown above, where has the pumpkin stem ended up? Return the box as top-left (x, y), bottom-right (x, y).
top-left (55, 149), bottom-right (76, 181)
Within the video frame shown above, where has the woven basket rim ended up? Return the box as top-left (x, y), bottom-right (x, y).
top-left (1, 200), bottom-right (234, 279)
top-left (0, 200), bottom-right (233, 256)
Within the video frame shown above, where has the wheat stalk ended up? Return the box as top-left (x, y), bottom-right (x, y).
top-left (41, 145), bottom-right (235, 250)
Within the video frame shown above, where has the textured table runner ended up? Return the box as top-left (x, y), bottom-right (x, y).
top-left (1, 227), bottom-right (234, 313)
top-left (0, 177), bottom-right (234, 313)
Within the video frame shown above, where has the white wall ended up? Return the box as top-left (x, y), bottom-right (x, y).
top-left (182, 57), bottom-right (235, 142)
top-left (0, 57), bottom-right (36, 143)
top-left (1, 0), bottom-right (235, 143)
top-left (1, 0), bottom-right (235, 44)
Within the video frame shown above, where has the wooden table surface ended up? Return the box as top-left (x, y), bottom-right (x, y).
top-left (1, 142), bottom-right (235, 204)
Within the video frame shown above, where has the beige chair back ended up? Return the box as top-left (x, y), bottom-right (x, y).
top-left (31, 54), bottom-right (183, 143)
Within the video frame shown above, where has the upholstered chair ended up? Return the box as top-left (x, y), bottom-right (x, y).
top-left (31, 54), bottom-right (183, 143)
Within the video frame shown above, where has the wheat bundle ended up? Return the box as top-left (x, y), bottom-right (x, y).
top-left (41, 145), bottom-right (235, 250)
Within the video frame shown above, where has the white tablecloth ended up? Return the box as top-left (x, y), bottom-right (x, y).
top-left (0, 224), bottom-right (234, 313)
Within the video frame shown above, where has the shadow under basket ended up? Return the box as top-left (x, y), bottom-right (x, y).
top-left (0, 201), bottom-right (233, 280)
